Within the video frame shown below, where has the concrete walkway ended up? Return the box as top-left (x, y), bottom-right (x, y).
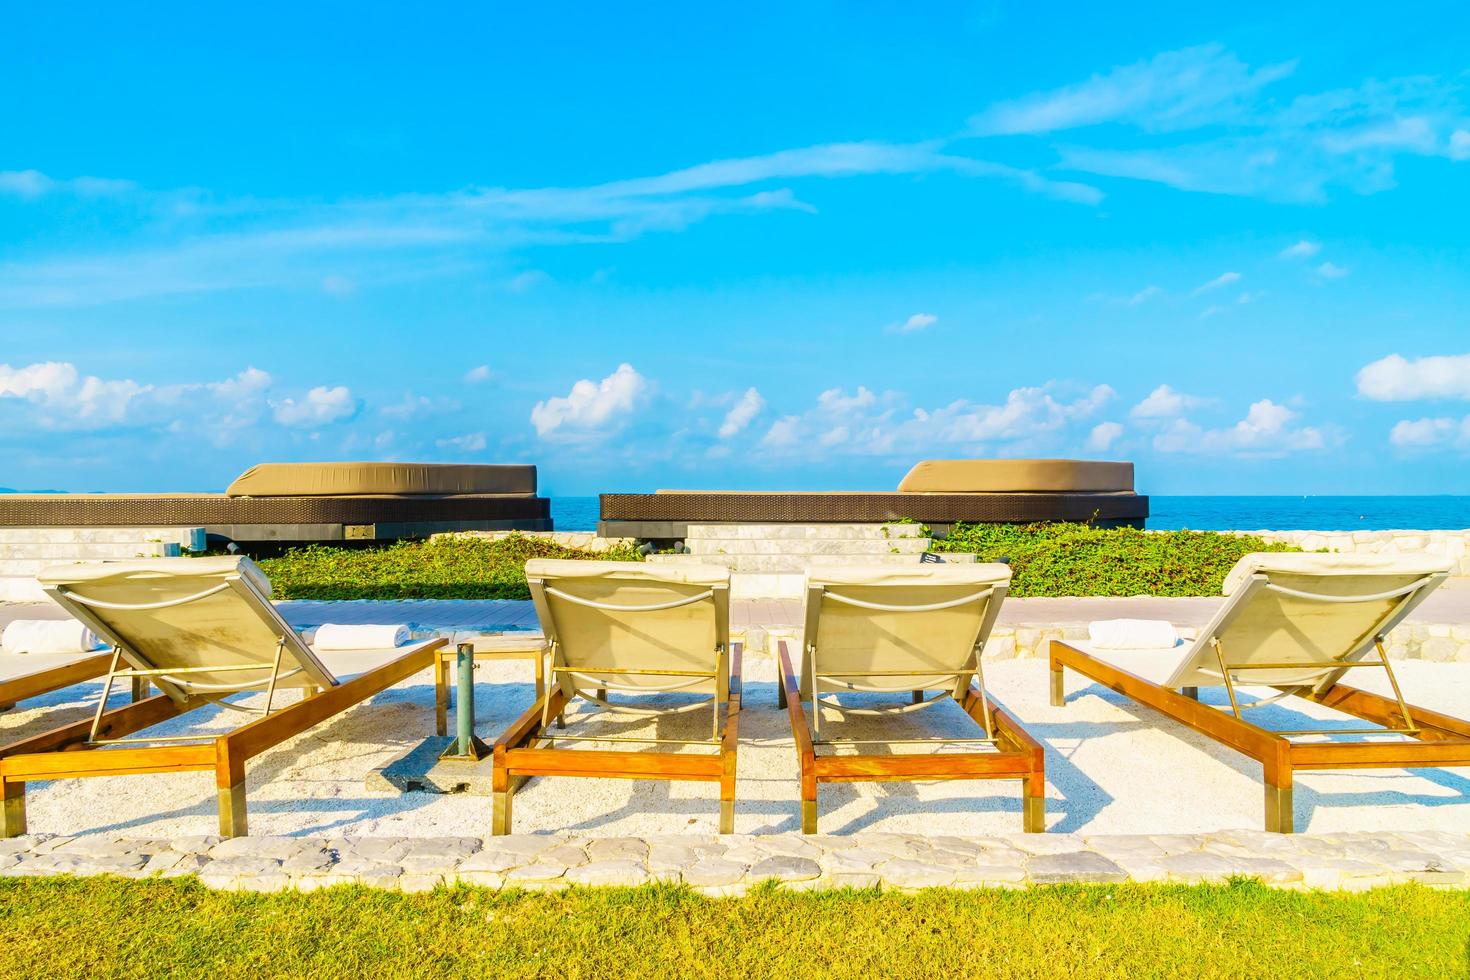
top-left (6, 586), bottom-right (1470, 633)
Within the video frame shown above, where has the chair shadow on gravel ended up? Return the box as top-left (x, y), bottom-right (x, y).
top-left (33, 678), bottom-right (464, 839)
top-left (1070, 680), bottom-right (1470, 832)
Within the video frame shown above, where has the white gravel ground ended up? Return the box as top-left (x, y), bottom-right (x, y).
top-left (3, 650), bottom-right (1468, 840)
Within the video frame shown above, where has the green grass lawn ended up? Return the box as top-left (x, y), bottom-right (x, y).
top-left (1, 878), bottom-right (1465, 979)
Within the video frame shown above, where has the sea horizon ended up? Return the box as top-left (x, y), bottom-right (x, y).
top-left (550, 495), bottom-right (1470, 533)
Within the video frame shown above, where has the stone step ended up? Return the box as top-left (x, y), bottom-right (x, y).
top-left (684, 523), bottom-right (928, 541)
top-left (0, 544), bottom-right (183, 579)
top-left (685, 538), bottom-right (931, 557)
top-left (0, 527), bottom-right (206, 547)
top-left (0, 542), bottom-right (195, 561)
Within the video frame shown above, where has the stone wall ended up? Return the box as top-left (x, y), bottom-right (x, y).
top-left (0, 527), bottom-right (207, 602)
top-left (1239, 529), bottom-right (1470, 577)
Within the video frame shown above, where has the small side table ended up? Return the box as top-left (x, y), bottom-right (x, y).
top-left (434, 632), bottom-right (548, 737)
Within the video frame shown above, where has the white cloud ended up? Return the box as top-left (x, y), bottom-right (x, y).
top-left (760, 381), bottom-right (1114, 459)
top-left (506, 270), bottom-right (549, 293)
top-left (0, 169), bottom-right (137, 199)
top-left (760, 415), bottom-right (801, 448)
top-left (1086, 421), bottom-right (1124, 451)
top-left (890, 312), bottom-right (938, 333)
top-left (717, 387), bottom-right (765, 438)
top-left (0, 136), bottom-right (1102, 309)
top-left (1198, 305), bottom-right (1226, 319)
top-left (320, 275), bottom-right (356, 296)
top-left (1316, 261), bottom-right (1349, 279)
top-left (208, 367), bottom-right (273, 402)
top-left (971, 44), bottom-right (1295, 136)
top-left (1452, 130), bottom-right (1470, 161)
top-left (464, 365), bottom-right (493, 384)
top-left (0, 361), bottom-right (150, 426)
top-left (816, 386), bottom-right (878, 414)
top-left (1193, 271), bottom-right (1241, 294)
top-left (530, 363), bottom-right (647, 437)
top-left (380, 392), bottom-right (460, 420)
top-left (909, 384), bottom-right (1115, 444)
top-left (1389, 416), bottom-right (1470, 449)
top-left (436, 432), bottom-right (488, 453)
top-left (1153, 399), bottom-right (1326, 456)
top-left (1279, 240), bottom-right (1321, 259)
top-left (0, 361), bottom-right (363, 441)
top-left (1130, 384), bottom-right (1208, 419)
top-left (1127, 285), bottom-right (1161, 306)
top-left (271, 385), bottom-right (359, 427)
top-left (1356, 353), bottom-right (1470, 401)
top-left (1031, 57), bottom-right (1470, 203)
top-left (818, 425), bottom-right (849, 447)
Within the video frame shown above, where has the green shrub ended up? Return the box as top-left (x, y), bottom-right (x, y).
top-left (257, 533), bottom-right (642, 601)
top-left (930, 523), bottom-right (1300, 597)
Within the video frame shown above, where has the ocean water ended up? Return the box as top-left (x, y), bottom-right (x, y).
top-left (550, 496), bottom-right (1470, 533)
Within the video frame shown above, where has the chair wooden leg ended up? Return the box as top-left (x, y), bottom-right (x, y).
top-left (911, 690), bottom-right (924, 705)
top-left (492, 789), bottom-right (513, 835)
top-left (777, 681), bottom-right (787, 709)
top-left (217, 782), bottom-right (248, 838)
top-left (1022, 775), bottom-right (1045, 833)
top-left (1264, 781), bottom-right (1294, 833)
top-left (1049, 666), bottom-right (1065, 707)
top-left (719, 799), bottom-right (734, 835)
top-left (1, 779), bottom-right (25, 837)
top-left (0, 702), bottom-right (14, 714)
top-left (130, 677), bottom-right (149, 703)
top-left (1182, 686), bottom-right (1199, 701)
top-left (800, 797), bottom-right (817, 834)
top-left (434, 654), bottom-right (449, 737)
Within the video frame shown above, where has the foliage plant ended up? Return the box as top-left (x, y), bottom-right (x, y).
top-left (929, 522), bottom-right (1299, 597)
top-left (257, 533), bottom-right (642, 601)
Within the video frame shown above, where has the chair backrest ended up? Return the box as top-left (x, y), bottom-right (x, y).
top-left (803, 563), bottom-right (1012, 699)
top-left (38, 556), bottom-right (336, 704)
top-left (525, 559), bottom-right (731, 700)
top-left (1165, 553), bottom-right (1452, 690)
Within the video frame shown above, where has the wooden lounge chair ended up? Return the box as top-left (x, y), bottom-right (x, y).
top-left (778, 564), bottom-right (1045, 834)
top-left (1049, 552), bottom-right (1470, 832)
top-left (0, 557), bottom-right (443, 838)
top-left (0, 649), bottom-right (117, 716)
top-left (492, 560), bottom-right (739, 834)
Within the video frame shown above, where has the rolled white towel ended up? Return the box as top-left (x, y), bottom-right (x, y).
top-left (1087, 619), bottom-right (1181, 650)
top-left (1, 619), bottom-right (105, 656)
top-left (312, 623), bottom-right (410, 650)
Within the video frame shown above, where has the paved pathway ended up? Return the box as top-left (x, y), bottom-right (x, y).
top-left (2, 829), bottom-right (1465, 893)
top-left (7, 589), bottom-right (1469, 632)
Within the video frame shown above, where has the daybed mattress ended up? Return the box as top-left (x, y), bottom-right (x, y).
top-left (600, 491), bottom-right (1147, 524)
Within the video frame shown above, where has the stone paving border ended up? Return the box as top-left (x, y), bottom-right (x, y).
top-left (2, 831), bottom-right (1466, 895)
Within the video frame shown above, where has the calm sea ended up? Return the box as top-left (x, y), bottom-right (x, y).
top-left (550, 496), bottom-right (1470, 533)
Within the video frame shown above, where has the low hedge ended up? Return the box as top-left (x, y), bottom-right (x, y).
top-left (256, 525), bottom-right (1299, 601)
top-left (929, 522), bottom-right (1299, 597)
top-left (257, 534), bottom-right (642, 601)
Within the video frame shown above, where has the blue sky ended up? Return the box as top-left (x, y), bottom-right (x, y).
top-left (4, 2), bottom-right (1470, 496)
